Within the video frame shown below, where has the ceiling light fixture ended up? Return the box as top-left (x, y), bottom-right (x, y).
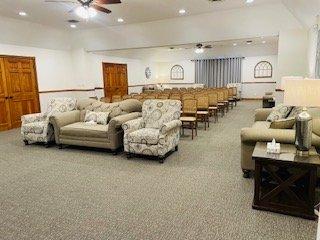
top-left (233, 43), bottom-right (237, 46)
top-left (262, 40), bottom-right (266, 44)
top-left (75, 6), bottom-right (97, 19)
top-left (70, 24), bottom-right (77, 28)
top-left (179, 9), bottom-right (186, 15)
top-left (19, 11), bottom-right (27, 16)
top-left (246, 40), bottom-right (253, 45)
top-left (246, 0), bottom-right (254, 3)
top-left (195, 48), bottom-right (204, 54)
top-left (117, 18), bottom-right (124, 23)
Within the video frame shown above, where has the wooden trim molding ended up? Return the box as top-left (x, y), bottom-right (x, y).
top-left (242, 81), bottom-right (276, 84)
top-left (39, 87), bottom-right (103, 94)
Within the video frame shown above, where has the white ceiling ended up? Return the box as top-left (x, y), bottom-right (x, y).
top-left (0, 0), bottom-right (281, 29)
top-left (93, 36), bottom-right (279, 62)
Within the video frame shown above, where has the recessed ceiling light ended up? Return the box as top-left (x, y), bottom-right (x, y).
top-left (233, 43), bottom-right (237, 46)
top-left (70, 24), bottom-right (77, 28)
top-left (262, 40), bottom-right (266, 44)
top-left (179, 9), bottom-right (186, 15)
top-left (19, 11), bottom-right (27, 16)
top-left (246, 0), bottom-right (254, 3)
top-left (195, 48), bottom-right (204, 54)
top-left (117, 18), bottom-right (124, 23)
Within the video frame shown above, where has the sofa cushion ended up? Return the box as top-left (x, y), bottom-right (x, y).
top-left (127, 128), bottom-right (160, 145)
top-left (60, 122), bottom-right (109, 138)
top-left (84, 110), bottom-right (109, 125)
top-left (252, 121), bottom-right (271, 129)
top-left (266, 104), bottom-right (293, 122)
top-left (21, 121), bottom-right (46, 134)
top-left (270, 117), bottom-right (295, 129)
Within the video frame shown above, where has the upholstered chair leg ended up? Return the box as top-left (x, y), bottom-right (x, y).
top-left (175, 146), bottom-right (178, 151)
top-left (159, 156), bottom-right (165, 164)
top-left (23, 140), bottom-right (29, 146)
top-left (242, 170), bottom-right (251, 178)
top-left (127, 153), bottom-right (132, 159)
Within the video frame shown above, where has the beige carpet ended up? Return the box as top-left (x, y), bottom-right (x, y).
top-left (0, 101), bottom-right (317, 240)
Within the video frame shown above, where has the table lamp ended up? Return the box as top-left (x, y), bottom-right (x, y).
top-left (283, 78), bottom-right (320, 156)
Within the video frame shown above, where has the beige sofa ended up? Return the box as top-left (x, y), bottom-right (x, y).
top-left (241, 108), bottom-right (320, 178)
top-left (50, 99), bottom-right (142, 154)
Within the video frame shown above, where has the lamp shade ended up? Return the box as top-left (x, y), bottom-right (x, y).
top-left (281, 76), bottom-right (303, 90)
top-left (283, 78), bottom-right (320, 107)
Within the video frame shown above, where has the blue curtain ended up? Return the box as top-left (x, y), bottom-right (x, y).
top-left (194, 57), bottom-right (243, 87)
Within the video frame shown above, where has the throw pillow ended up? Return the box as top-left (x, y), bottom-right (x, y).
top-left (266, 104), bottom-right (293, 122)
top-left (84, 111), bottom-right (109, 125)
top-left (287, 107), bottom-right (303, 118)
top-left (270, 117), bottom-right (295, 129)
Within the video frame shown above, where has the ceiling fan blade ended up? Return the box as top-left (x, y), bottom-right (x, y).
top-left (95, 0), bottom-right (121, 4)
top-left (45, 0), bottom-right (77, 3)
top-left (92, 4), bottom-right (111, 13)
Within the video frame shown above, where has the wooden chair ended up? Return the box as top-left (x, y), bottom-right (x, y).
top-left (208, 92), bottom-right (219, 123)
top-left (157, 94), bottom-right (169, 100)
top-left (112, 95), bottom-right (122, 102)
top-left (181, 99), bottom-right (198, 140)
top-left (122, 94), bottom-right (131, 100)
top-left (182, 94), bottom-right (194, 101)
top-left (217, 90), bottom-right (226, 117)
top-left (195, 95), bottom-right (210, 130)
top-left (227, 88), bottom-right (236, 109)
top-left (100, 97), bottom-right (111, 103)
top-left (170, 95), bottom-right (181, 101)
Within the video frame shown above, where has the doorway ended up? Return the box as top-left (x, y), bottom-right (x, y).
top-left (102, 63), bottom-right (128, 100)
top-left (0, 56), bottom-right (40, 131)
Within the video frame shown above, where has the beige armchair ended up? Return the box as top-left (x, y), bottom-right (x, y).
top-left (21, 97), bottom-right (77, 146)
top-left (122, 100), bottom-right (182, 163)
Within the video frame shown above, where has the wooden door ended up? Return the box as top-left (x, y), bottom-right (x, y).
top-left (103, 63), bottom-right (128, 99)
top-left (0, 58), bottom-right (11, 131)
top-left (4, 57), bottom-right (40, 129)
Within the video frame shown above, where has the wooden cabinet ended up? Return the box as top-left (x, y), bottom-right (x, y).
top-left (0, 56), bottom-right (40, 131)
top-left (102, 63), bottom-right (128, 100)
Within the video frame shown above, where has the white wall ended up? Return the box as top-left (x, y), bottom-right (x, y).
top-left (71, 3), bottom-right (302, 51)
top-left (241, 55), bottom-right (278, 98)
top-left (0, 43), bottom-right (88, 110)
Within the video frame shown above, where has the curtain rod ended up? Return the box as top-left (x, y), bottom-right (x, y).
top-left (191, 57), bottom-right (245, 61)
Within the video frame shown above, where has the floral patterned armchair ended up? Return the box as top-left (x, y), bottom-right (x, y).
top-left (21, 97), bottom-right (77, 146)
top-left (122, 100), bottom-right (182, 163)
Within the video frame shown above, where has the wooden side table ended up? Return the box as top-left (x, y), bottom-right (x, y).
top-left (252, 142), bottom-right (320, 220)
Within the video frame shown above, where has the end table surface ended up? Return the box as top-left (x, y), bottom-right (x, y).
top-left (252, 142), bottom-right (320, 166)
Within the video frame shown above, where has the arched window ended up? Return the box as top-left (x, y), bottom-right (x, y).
top-left (171, 65), bottom-right (184, 80)
top-left (254, 61), bottom-right (273, 78)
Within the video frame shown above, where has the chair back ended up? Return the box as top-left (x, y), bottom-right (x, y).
top-left (217, 90), bottom-right (224, 102)
top-left (122, 95), bottom-right (131, 100)
top-left (182, 99), bottom-right (197, 116)
top-left (112, 95), bottom-right (122, 102)
top-left (182, 94), bottom-right (194, 100)
top-left (196, 96), bottom-right (209, 110)
top-left (142, 100), bottom-right (181, 129)
top-left (208, 92), bottom-right (218, 106)
top-left (100, 97), bottom-right (111, 103)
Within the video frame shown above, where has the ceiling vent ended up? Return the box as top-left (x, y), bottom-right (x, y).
top-left (208, 0), bottom-right (224, 2)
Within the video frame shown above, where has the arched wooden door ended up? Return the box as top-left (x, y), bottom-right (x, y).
top-left (102, 63), bottom-right (128, 100)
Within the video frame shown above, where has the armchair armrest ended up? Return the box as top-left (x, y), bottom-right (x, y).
top-left (160, 120), bottom-right (182, 135)
top-left (21, 112), bottom-right (47, 124)
top-left (241, 127), bottom-right (295, 144)
top-left (122, 117), bottom-right (143, 134)
top-left (109, 112), bottom-right (142, 134)
top-left (254, 108), bottom-right (273, 122)
top-left (49, 110), bottom-right (80, 144)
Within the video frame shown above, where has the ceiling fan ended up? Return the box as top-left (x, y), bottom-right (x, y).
top-left (45, 0), bottom-right (121, 18)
